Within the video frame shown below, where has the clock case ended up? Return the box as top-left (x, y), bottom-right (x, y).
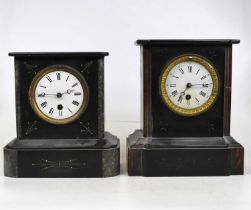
top-left (4, 52), bottom-right (120, 178)
top-left (127, 40), bottom-right (244, 176)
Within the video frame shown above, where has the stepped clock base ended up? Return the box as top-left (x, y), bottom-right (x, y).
top-left (4, 132), bottom-right (120, 178)
top-left (127, 130), bottom-right (244, 176)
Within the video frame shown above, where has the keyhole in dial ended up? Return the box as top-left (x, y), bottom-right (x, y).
top-left (57, 104), bottom-right (63, 110)
top-left (186, 94), bottom-right (191, 100)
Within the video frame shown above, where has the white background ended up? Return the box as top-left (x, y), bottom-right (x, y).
top-left (0, 0), bottom-right (251, 209)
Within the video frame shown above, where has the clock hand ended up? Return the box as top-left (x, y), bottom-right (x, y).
top-left (177, 84), bottom-right (190, 102)
top-left (190, 83), bottom-right (212, 87)
top-left (178, 91), bottom-right (185, 99)
top-left (37, 93), bottom-right (57, 97)
top-left (38, 89), bottom-right (75, 98)
top-left (177, 83), bottom-right (195, 103)
top-left (178, 92), bottom-right (184, 103)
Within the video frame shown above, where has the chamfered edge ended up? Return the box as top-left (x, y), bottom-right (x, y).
top-left (136, 39), bottom-right (240, 46)
top-left (9, 52), bottom-right (109, 57)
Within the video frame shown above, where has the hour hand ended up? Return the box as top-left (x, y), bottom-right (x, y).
top-left (178, 95), bottom-right (183, 103)
top-left (177, 91), bottom-right (185, 103)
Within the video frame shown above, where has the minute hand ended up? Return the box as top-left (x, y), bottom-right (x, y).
top-left (190, 83), bottom-right (212, 87)
top-left (37, 93), bottom-right (57, 97)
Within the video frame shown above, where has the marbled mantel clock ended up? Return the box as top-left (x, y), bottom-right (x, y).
top-left (4, 52), bottom-right (120, 178)
top-left (127, 40), bottom-right (244, 176)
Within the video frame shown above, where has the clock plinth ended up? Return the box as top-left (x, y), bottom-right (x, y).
top-left (4, 52), bottom-right (120, 178)
top-left (127, 40), bottom-right (244, 176)
top-left (127, 130), bottom-right (243, 176)
top-left (4, 132), bottom-right (119, 178)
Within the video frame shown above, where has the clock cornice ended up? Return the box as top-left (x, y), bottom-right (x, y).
top-left (136, 39), bottom-right (240, 46)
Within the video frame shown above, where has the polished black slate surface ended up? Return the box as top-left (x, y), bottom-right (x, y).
top-left (5, 52), bottom-right (120, 178)
top-left (127, 130), bottom-right (244, 176)
top-left (128, 39), bottom-right (243, 176)
top-left (9, 52), bottom-right (109, 57)
top-left (149, 45), bottom-right (226, 137)
top-left (4, 132), bottom-right (120, 178)
top-left (143, 149), bottom-right (229, 176)
top-left (13, 54), bottom-right (105, 139)
top-left (139, 137), bottom-right (228, 148)
top-left (128, 130), bottom-right (236, 148)
top-left (19, 150), bottom-right (102, 177)
top-left (7, 133), bottom-right (118, 149)
top-left (136, 39), bottom-right (240, 45)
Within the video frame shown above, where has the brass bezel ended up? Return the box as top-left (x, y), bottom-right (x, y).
top-left (29, 65), bottom-right (89, 125)
top-left (160, 54), bottom-right (219, 116)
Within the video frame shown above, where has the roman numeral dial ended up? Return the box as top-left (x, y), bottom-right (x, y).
top-left (161, 55), bottom-right (219, 116)
top-left (29, 65), bottom-right (89, 124)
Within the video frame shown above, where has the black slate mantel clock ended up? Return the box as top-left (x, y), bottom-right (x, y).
top-left (4, 52), bottom-right (120, 178)
top-left (127, 40), bottom-right (244, 176)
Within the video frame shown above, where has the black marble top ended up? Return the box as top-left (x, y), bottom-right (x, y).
top-left (9, 52), bottom-right (109, 57)
top-left (127, 130), bottom-right (239, 149)
top-left (7, 132), bottom-right (119, 149)
top-left (136, 39), bottom-right (240, 46)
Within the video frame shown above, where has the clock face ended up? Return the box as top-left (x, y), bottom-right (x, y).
top-left (29, 65), bottom-right (89, 124)
top-left (160, 55), bottom-right (219, 116)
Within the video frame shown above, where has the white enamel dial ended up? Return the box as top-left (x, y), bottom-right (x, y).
top-left (166, 61), bottom-right (213, 108)
top-left (29, 65), bottom-right (89, 124)
top-left (160, 55), bottom-right (219, 116)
